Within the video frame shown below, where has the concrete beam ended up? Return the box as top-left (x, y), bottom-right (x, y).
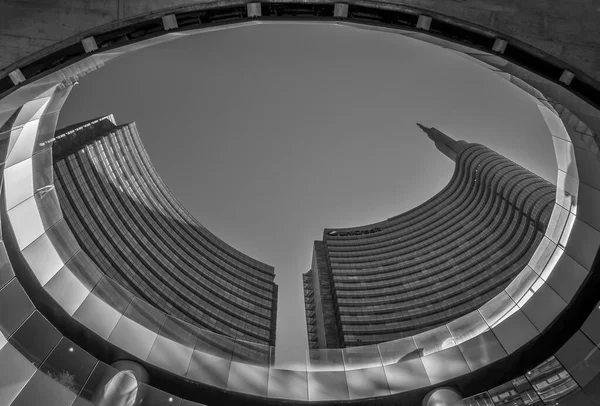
top-left (0, 0), bottom-right (598, 84)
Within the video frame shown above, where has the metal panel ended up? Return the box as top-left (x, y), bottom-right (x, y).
top-left (308, 349), bottom-right (345, 371)
top-left (73, 293), bottom-right (122, 340)
top-left (307, 370), bottom-right (349, 401)
top-left (414, 325), bottom-right (455, 356)
top-left (447, 310), bottom-right (489, 345)
top-left (5, 159), bottom-right (34, 212)
top-left (556, 170), bottom-right (578, 213)
top-left (8, 312), bottom-right (61, 368)
top-left (581, 304), bottom-right (600, 346)
top-left (186, 351), bottom-right (231, 389)
top-left (578, 182), bottom-right (600, 231)
top-left (267, 369), bottom-right (308, 400)
top-left (346, 366), bottom-right (391, 399)
top-left (538, 106), bottom-right (570, 141)
top-left (5, 119), bottom-right (41, 167)
top-left (545, 252), bottom-right (588, 303)
top-left (44, 266), bottom-right (91, 315)
top-left (552, 136), bottom-right (578, 179)
top-left (0, 245), bottom-right (13, 290)
top-left (529, 237), bottom-right (556, 275)
top-left (383, 358), bottom-right (430, 394)
top-left (7, 195), bottom-right (44, 248)
top-left (378, 337), bottom-right (419, 365)
top-left (147, 336), bottom-right (193, 376)
top-left (421, 346), bottom-right (470, 384)
top-left (40, 338), bottom-right (97, 396)
top-left (108, 316), bottom-right (158, 360)
top-left (458, 330), bottom-right (507, 371)
top-left (0, 279), bottom-right (34, 338)
top-left (342, 345), bottom-right (382, 370)
top-left (492, 310), bottom-right (539, 354)
top-left (138, 383), bottom-right (182, 406)
top-left (20, 233), bottom-right (64, 286)
top-left (479, 291), bottom-right (519, 328)
top-left (227, 362), bottom-right (269, 397)
top-left (565, 218), bottom-right (600, 270)
top-left (521, 283), bottom-right (566, 331)
top-left (556, 331), bottom-right (600, 388)
top-left (545, 204), bottom-right (569, 244)
top-left (0, 344), bottom-right (36, 405)
top-left (573, 147), bottom-right (600, 191)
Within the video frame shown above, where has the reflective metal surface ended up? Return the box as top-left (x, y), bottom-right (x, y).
top-left (0, 5), bottom-right (599, 405)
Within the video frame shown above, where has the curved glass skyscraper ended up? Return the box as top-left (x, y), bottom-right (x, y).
top-left (304, 125), bottom-right (556, 348)
top-left (52, 115), bottom-right (278, 346)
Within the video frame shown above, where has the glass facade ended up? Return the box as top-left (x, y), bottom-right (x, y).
top-left (305, 130), bottom-right (556, 348)
top-left (52, 117), bottom-right (278, 345)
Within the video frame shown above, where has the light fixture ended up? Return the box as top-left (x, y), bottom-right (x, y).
top-left (168, 398), bottom-right (173, 402)
top-left (68, 347), bottom-right (74, 352)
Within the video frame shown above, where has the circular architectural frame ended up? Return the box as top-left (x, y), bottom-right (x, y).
top-left (0, 5), bottom-right (599, 406)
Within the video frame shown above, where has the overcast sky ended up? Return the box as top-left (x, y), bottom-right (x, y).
top-left (57, 23), bottom-right (557, 367)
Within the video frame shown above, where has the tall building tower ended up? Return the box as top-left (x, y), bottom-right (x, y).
top-left (52, 115), bottom-right (278, 346)
top-left (304, 124), bottom-right (556, 349)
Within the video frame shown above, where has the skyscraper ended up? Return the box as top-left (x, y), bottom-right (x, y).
top-left (52, 115), bottom-right (278, 346)
top-left (304, 125), bottom-right (556, 349)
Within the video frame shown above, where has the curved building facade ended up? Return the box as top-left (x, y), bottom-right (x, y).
top-left (51, 115), bottom-right (278, 346)
top-left (304, 126), bottom-right (556, 348)
top-left (1, 3), bottom-right (600, 406)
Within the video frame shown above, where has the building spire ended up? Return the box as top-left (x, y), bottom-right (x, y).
top-left (416, 123), bottom-right (465, 162)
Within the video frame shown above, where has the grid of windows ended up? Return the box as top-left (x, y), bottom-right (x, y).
top-left (52, 117), bottom-right (278, 345)
top-left (304, 133), bottom-right (555, 348)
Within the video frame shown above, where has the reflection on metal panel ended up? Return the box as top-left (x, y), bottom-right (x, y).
top-left (556, 331), bottom-right (600, 388)
top-left (307, 370), bottom-right (350, 401)
top-left (491, 310), bottom-right (538, 354)
top-left (21, 233), bottom-right (64, 286)
top-left (227, 362), bottom-right (269, 397)
top-left (186, 351), bottom-right (231, 389)
top-left (5, 158), bottom-right (34, 211)
top-left (343, 345), bottom-right (382, 370)
top-left (6, 119), bottom-right (42, 167)
top-left (447, 311), bottom-right (489, 346)
top-left (268, 369), bottom-right (308, 400)
top-left (73, 293), bottom-right (122, 339)
top-left (146, 336), bottom-right (194, 376)
top-left (384, 358), bottom-right (431, 394)
top-left (421, 346), bottom-right (470, 385)
top-left (0, 344), bottom-right (37, 406)
top-left (108, 316), bottom-right (158, 361)
top-left (458, 330), bottom-right (507, 372)
top-left (44, 266), bottom-right (91, 315)
top-left (346, 366), bottom-right (391, 399)
top-left (521, 283), bottom-right (566, 331)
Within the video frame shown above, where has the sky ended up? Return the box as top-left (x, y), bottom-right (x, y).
top-left (56, 23), bottom-right (557, 366)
